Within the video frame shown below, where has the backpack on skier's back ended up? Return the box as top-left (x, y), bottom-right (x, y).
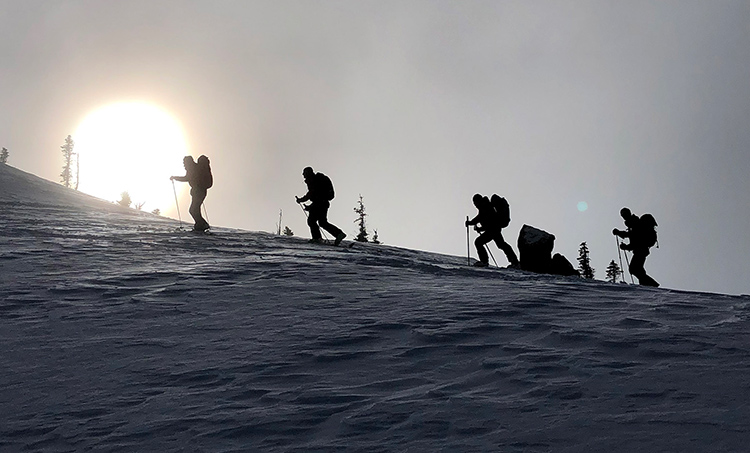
top-left (196, 155), bottom-right (213, 189)
top-left (317, 173), bottom-right (335, 201)
top-left (490, 194), bottom-right (511, 228)
top-left (639, 213), bottom-right (658, 248)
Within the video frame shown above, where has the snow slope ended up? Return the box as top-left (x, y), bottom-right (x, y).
top-left (2, 164), bottom-right (750, 452)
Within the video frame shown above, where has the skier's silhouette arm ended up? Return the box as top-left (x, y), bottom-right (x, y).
top-left (296, 177), bottom-right (316, 204)
top-left (171, 174), bottom-right (189, 182)
top-left (613, 228), bottom-right (634, 250)
top-left (467, 216), bottom-right (486, 233)
top-left (612, 228), bottom-right (630, 239)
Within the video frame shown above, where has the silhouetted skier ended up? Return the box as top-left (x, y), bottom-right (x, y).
top-left (171, 155), bottom-right (213, 232)
top-left (613, 207), bottom-right (659, 287)
top-left (466, 193), bottom-right (519, 268)
top-left (296, 166), bottom-right (346, 245)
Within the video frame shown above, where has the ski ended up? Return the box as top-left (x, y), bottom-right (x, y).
top-left (309, 239), bottom-right (355, 248)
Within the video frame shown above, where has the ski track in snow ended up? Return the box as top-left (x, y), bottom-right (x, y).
top-left (2, 165), bottom-right (750, 452)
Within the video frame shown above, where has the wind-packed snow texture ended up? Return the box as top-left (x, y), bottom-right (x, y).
top-left (2, 164), bottom-right (750, 452)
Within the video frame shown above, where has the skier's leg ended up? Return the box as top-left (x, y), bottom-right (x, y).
top-left (494, 230), bottom-right (519, 265)
top-left (632, 251), bottom-right (659, 287)
top-left (189, 189), bottom-right (208, 230)
top-left (629, 251), bottom-right (658, 286)
top-left (195, 189), bottom-right (209, 230)
top-left (474, 232), bottom-right (492, 264)
top-left (316, 202), bottom-right (346, 244)
top-left (639, 273), bottom-right (660, 287)
top-left (307, 207), bottom-right (322, 241)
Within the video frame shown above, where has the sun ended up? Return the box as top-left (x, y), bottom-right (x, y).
top-left (74, 102), bottom-right (189, 215)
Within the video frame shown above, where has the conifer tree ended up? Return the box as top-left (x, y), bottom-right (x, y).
top-left (372, 229), bottom-right (380, 244)
top-left (577, 241), bottom-right (595, 279)
top-left (0, 147), bottom-right (8, 164)
top-left (353, 194), bottom-right (369, 242)
top-left (60, 135), bottom-right (75, 187)
top-left (283, 226), bottom-right (294, 236)
top-left (152, 208), bottom-right (161, 216)
top-left (606, 260), bottom-right (621, 283)
top-left (117, 191), bottom-right (132, 208)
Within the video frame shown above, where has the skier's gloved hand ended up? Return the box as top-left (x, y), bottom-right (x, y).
top-left (465, 220), bottom-right (470, 227)
top-left (170, 176), bottom-right (175, 181)
top-left (612, 228), bottom-right (621, 236)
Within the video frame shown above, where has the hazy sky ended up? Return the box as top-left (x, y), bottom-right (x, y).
top-left (2, 1), bottom-right (749, 295)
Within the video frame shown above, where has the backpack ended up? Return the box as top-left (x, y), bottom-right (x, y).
top-left (490, 194), bottom-right (511, 228)
top-left (196, 155), bottom-right (213, 189)
top-left (317, 173), bottom-right (335, 201)
top-left (639, 213), bottom-right (658, 248)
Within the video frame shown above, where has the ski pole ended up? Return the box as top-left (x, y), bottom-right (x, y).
top-left (485, 244), bottom-right (498, 267)
top-left (298, 201), bottom-right (308, 218)
top-left (202, 202), bottom-right (210, 225)
top-left (616, 236), bottom-right (626, 283)
top-left (171, 179), bottom-right (183, 230)
top-left (466, 216), bottom-right (470, 266)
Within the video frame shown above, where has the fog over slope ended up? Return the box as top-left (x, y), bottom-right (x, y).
top-left (2, 164), bottom-right (750, 452)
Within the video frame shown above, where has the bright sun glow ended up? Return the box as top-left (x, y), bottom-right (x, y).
top-left (74, 102), bottom-right (189, 214)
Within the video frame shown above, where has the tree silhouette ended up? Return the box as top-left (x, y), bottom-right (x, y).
top-left (372, 229), bottom-right (381, 244)
top-left (60, 135), bottom-right (75, 187)
top-left (353, 194), bottom-right (369, 242)
top-left (117, 191), bottom-right (132, 208)
top-left (0, 147), bottom-right (8, 164)
top-left (577, 241), bottom-right (595, 279)
top-left (283, 226), bottom-right (294, 236)
top-left (152, 208), bottom-right (161, 216)
top-left (606, 260), bottom-right (621, 283)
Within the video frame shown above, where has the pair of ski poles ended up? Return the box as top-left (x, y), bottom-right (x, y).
top-left (171, 179), bottom-right (209, 231)
top-left (616, 236), bottom-right (634, 284)
top-left (466, 216), bottom-right (498, 267)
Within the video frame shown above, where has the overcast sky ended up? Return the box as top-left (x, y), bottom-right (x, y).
top-left (2, 0), bottom-right (749, 295)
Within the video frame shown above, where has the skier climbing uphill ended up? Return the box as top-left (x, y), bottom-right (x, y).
top-left (613, 207), bottom-right (659, 287)
top-left (296, 166), bottom-right (346, 245)
top-left (466, 193), bottom-right (519, 268)
top-left (170, 155), bottom-right (213, 232)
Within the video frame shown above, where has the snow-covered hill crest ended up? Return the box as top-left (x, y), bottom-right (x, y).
top-left (2, 164), bottom-right (750, 452)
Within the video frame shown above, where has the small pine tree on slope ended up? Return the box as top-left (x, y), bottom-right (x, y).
top-left (60, 135), bottom-right (75, 187)
top-left (117, 191), bottom-right (132, 208)
top-left (0, 147), bottom-right (8, 164)
top-left (354, 194), bottom-right (368, 242)
top-left (577, 241), bottom-right (595, 279)
top-left (606, 260), bottom-right (621, 283)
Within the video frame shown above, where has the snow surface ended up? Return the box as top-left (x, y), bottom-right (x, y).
top-left (2, 164), bottom-right (750, 452)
